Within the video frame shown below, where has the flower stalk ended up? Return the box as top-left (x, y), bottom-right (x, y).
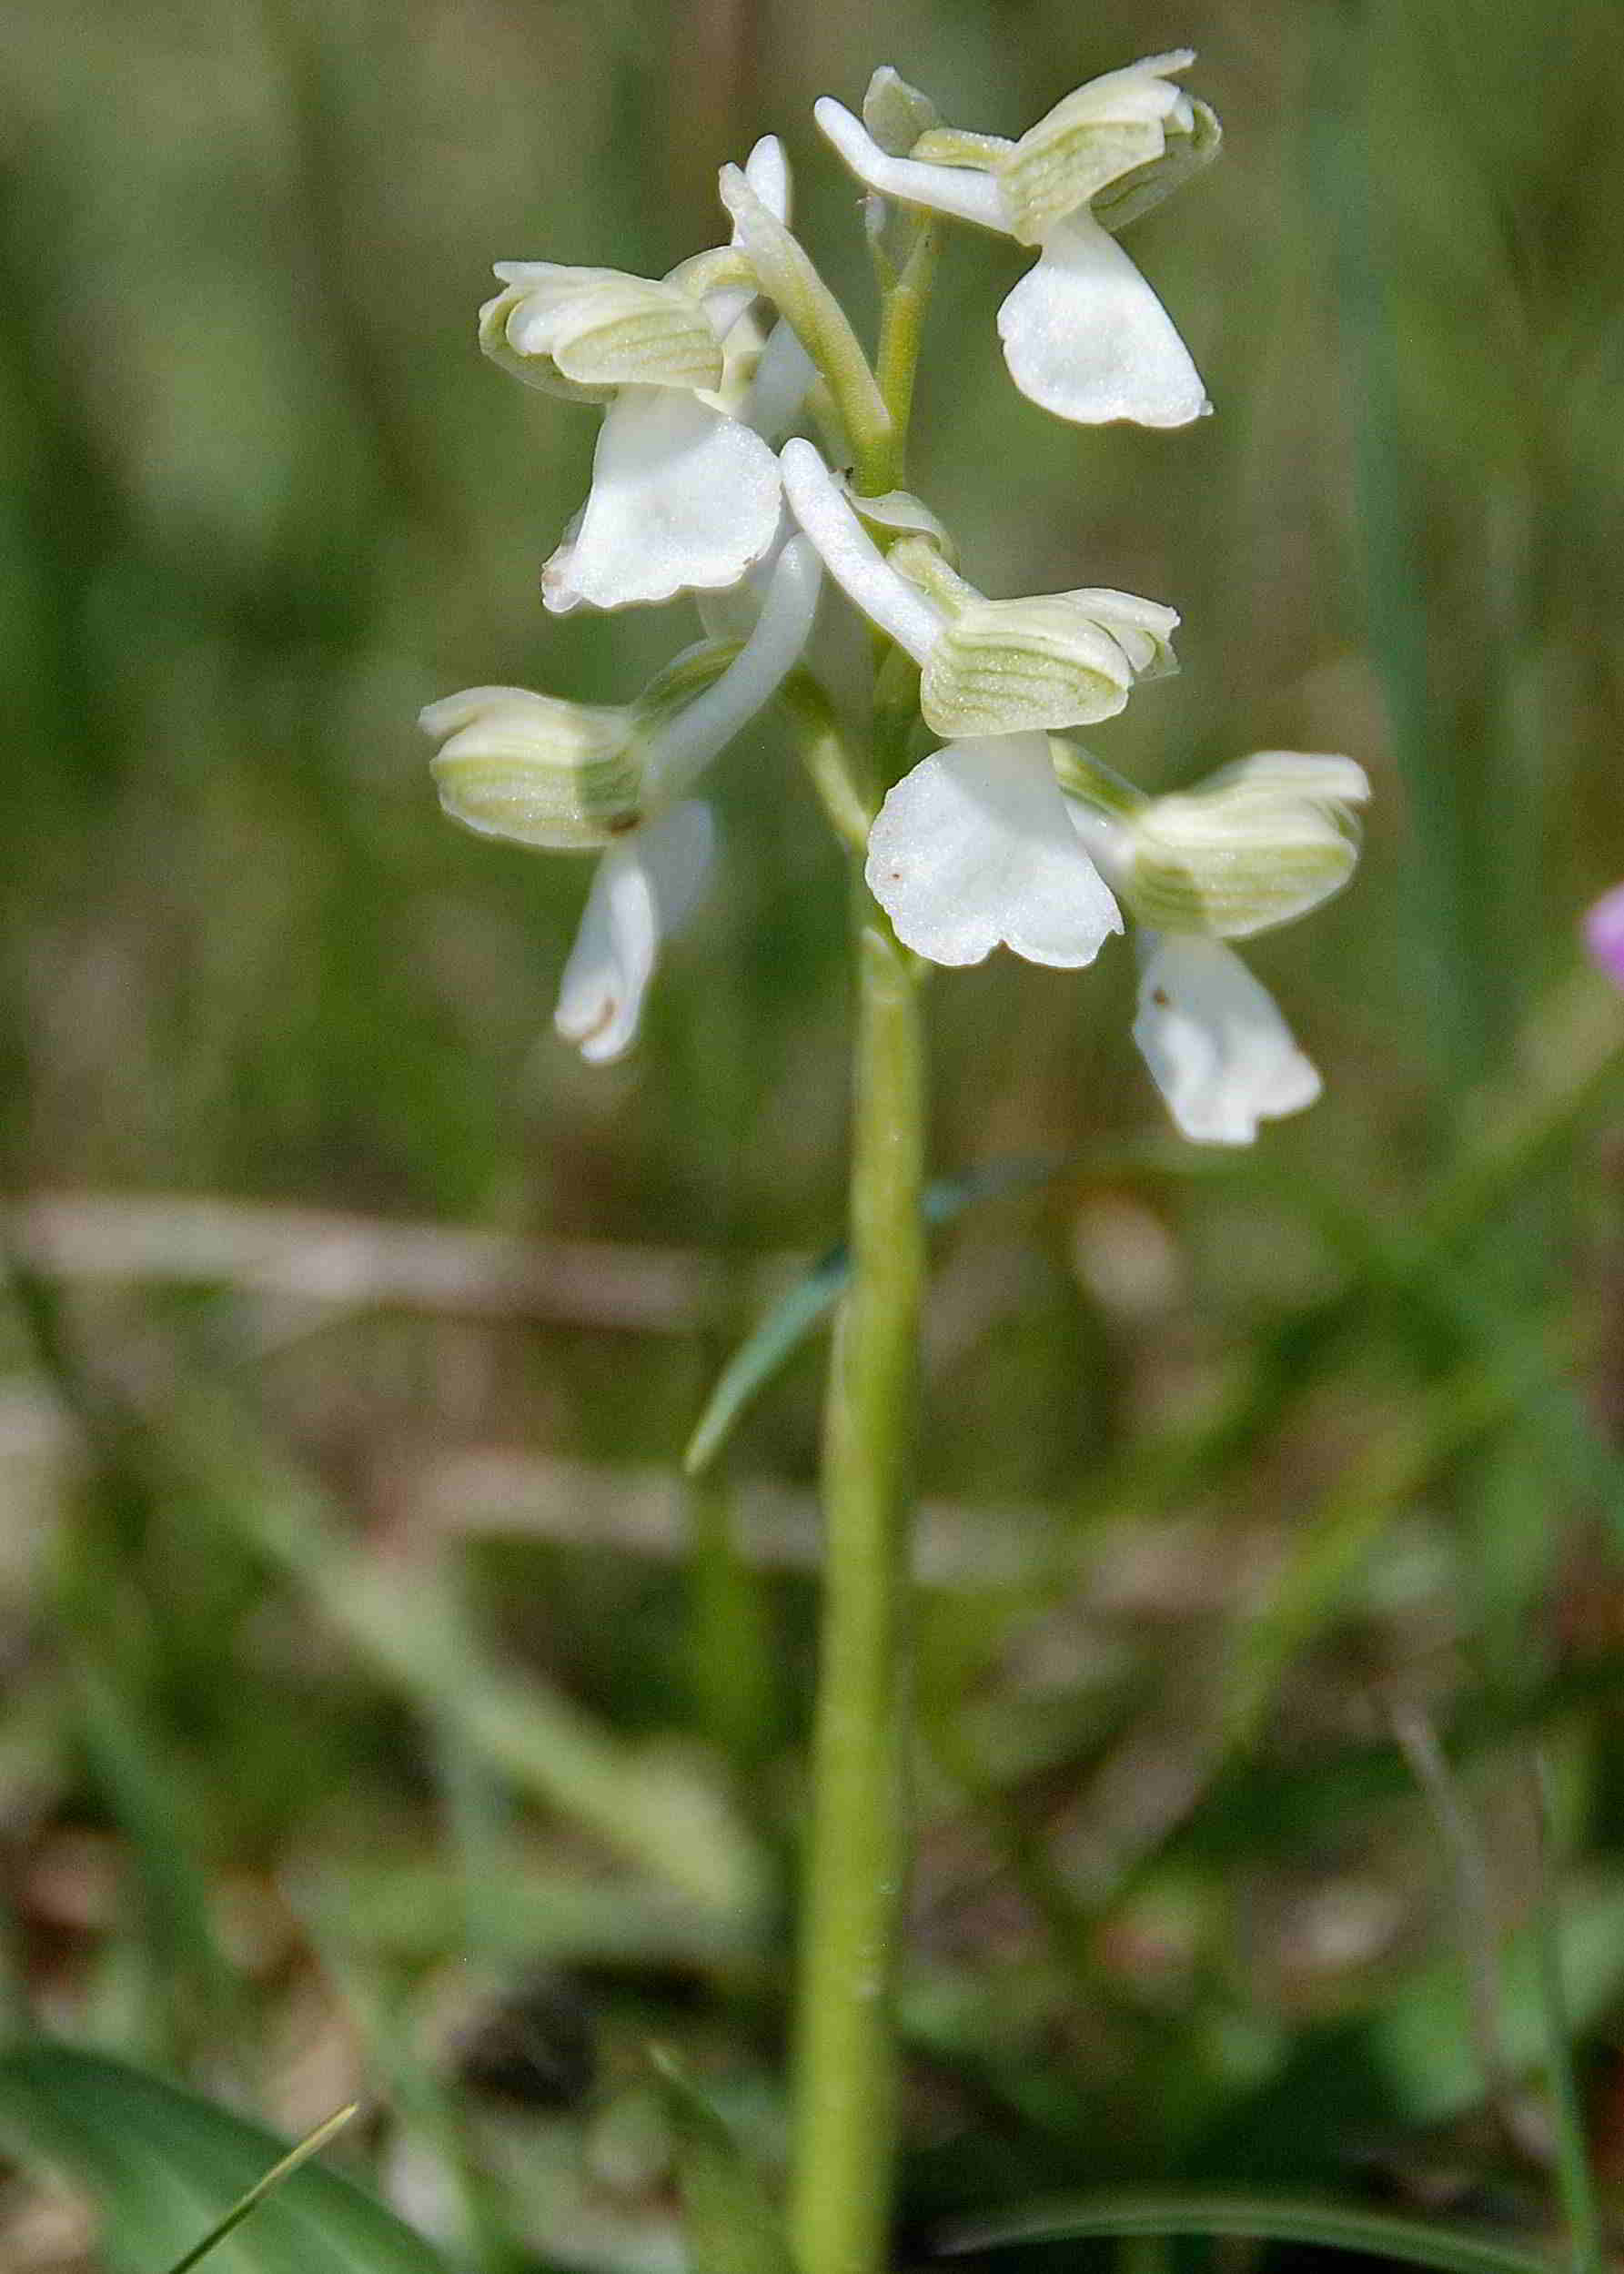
top-left (790, 909), bottom-right (925, 2274)
top-left (789, 232), bottom-right (935, 2274)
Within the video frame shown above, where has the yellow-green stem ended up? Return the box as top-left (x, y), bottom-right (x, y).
top-left (789, 908), bottom-right (925, 2274)
top-left (788, 204), bottom-right (938, 2274)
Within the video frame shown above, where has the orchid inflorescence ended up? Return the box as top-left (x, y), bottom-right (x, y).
top-left (422, 51), bottom-right (1368, 1145)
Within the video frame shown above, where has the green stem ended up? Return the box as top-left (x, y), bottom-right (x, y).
top-left (789, 909), bottom-right (926, 2274)
top-left (788, 204), bottom-right (939, 2274)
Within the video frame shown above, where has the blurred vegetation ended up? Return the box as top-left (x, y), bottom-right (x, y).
top-left (4, 0), bottom-right (1624, 2266)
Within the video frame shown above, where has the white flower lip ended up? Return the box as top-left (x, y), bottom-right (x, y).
top-left (865, 734), bottom-right (1123, 969)
top-left (555, 802), bottom-right (716, 1064)
top-left (1133, 933), bottom-right (1320, 1145)
top-left (543, 385), bottom-right (783, 614)
top-left (995, 211), bottom-right (1208, 429)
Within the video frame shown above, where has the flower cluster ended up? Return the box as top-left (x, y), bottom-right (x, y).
top-left (422, 55), bottom-right (1367, 1142)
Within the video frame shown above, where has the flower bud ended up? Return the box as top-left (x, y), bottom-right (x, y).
top-left (479, 265), bottom-right (723, 399)
top-left (422, 687), bottom-right (648, 852)
top-left (919, 587), bottom-right (1179, 738)
top-left (994, 51), bottom-right (1217, 248)
top-left (1078, 750), bottom-right (1370, 940)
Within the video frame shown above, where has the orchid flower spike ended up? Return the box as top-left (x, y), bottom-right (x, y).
top-left (421, 537), bottom-right (821, 1060)
top-left (781, 439), bottom-right (1177, 738)
top-left (1063, 749), bottom-right (1368, 1142)
top-left (482, 138), bottom-right (805, 613)
top-left (815, 53), bottom-right (1218, 427)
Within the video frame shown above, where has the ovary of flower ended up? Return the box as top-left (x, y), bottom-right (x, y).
top-left (779, 439), bottom-right (1177, 737)
top-left (483, 137), bottom-right (800, 613)
top-left (814, 53), bottom-right (1215, 428)
top-left (1132, 933), bottom-right (1321, 1145)
top-left (422, 537), bottom-right (822, 1061)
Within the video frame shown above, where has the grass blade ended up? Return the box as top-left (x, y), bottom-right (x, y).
top-left (163, 2104), bottom-right (358, 2274)
top-left (684, 1155), bottom-right (1066, 1474)
top-left (0, 2044), bottom-right (449, 2274)
top-left (944, 2191), bottom-right (1557, 2274)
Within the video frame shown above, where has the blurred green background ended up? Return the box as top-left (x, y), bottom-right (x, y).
top-left (5, 0), bottom-right (1624, 2264)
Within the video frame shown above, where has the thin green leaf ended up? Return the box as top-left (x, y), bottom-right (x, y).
top-left (684, 1155), bottom-right (1066, 1474)
top-left (651, 2050), bottom-right (796, 2274)
top-left (944, 2191), bottom-right (1557, 2274)
top-left (0, 2045), bottom-right (449, 2274)
top-left (164, 2104), bottom-right (358, 2274)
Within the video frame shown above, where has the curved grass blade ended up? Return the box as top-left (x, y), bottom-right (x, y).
top-left (684, 1154), bottom-right (1067, 1475)
top-left (164, 2104), bottom-right (358, 2274)
top-left (0, 2045), bottom-right (449, 2274)
top-left (943, 2192), bottom-right (1557, 2274)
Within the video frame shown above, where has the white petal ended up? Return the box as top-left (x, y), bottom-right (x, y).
top-left (554, 803), bottom-right (716, 1064)
top-left (997, 212), bottom-right (1208, 428)
top-left (814, 98), bottom-right (1012, 234)
top-left (779, 438), bottom-right (946, 663)
top-left (865, 734), bottom-right (1122, 968)
top-left (1133, 934), bottom-right (1320, 1146)
top-left (551, 386), bottom-right (782, 612)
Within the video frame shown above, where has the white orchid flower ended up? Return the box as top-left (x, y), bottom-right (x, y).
top-left (814, 53), bottom-right (1218, 428)
top-left (1131, 933), bottom-right (1322, 1145)
top-left (483, 138), bottom-right (809, 614)
top-left (781, 437), bottom-right (1172, 968)
top-left (1064, 752), bottom-right (1367, 1141)
top-left (422, 536), bottom-right (822, 1061)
